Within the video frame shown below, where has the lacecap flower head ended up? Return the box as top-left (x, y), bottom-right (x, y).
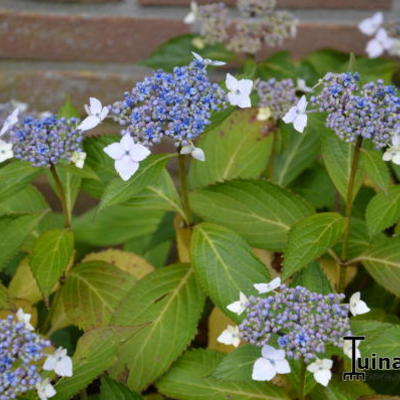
top-left (8, 114), bottom-right (85, 167)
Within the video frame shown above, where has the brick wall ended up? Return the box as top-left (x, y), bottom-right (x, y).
top-left (0, 0), bottom-right (398, 112)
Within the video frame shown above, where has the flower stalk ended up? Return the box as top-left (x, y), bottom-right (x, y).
top-left (338, 136), bottom-right (363, 292)
top-left (178, 152), bottom-right (193, 227)
top-left (50, 165), bottom-right (71, 229)
top-left (298, 360), bottom-right (307, 400)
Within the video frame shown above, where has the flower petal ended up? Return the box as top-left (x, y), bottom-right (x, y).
top-left (225, 73), bottom-right (238, 91)
top-left (314, 369), bottom-right (332, 387)
top-left (103, 142), bottom-right (125, 160)
top-left (0, 108), bottom-right (19, 136)
top-left (120, 134), bottom-right (135, 151)
top-left (252, 358), bottom-right (276, 381)
top-left (274, 358), bottom-right (291, 374)
top-left (226, 300), bottom-right (244, 315)
top-left (78, 115), bottom-right (100, 132)
top-left (129, 143), bottom-right (151, 162)
top-left (55, 355), bottom-right (73, 377)
top-left (89, 97), bottom-right (102, 115)
top-left (191, 147), bottom-right (206, 161)
top-left (293, 114), bottom-right (308, 133)
top-left (115, 156), bottom-right (139, 181)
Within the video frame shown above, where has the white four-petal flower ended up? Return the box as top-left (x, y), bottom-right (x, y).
top-left (192, 52), bottom-right (226, 67)
top-left (16, 308), bottom-right (34, 331)
top-left (349, 292), bottom-right (370, 316)
top-left (0, 108), bottom-right (19, 137)
top-left (104, 134), bottom-right (151, 181)
top-left (43, 347), bottom-right (73, 377)
top-left (70, 151), bottom-right (87, 169)
top-left (366, 28), bottom-right (394, 59)
top-left (359, 12), bottom-right (384, 36)
top-left (180, 144), bottom-right (206, 161)
top-left (78, 97), bottom-right (109, 132)
top-left (252, 345), bottom-right (291, 381)
top-left (36, 379), bottom-right (56, 400)
top-left (225, 73), bottom-right (253, 109)
top-left (383, 134), bottom-right (400, 164)
top-left (217, 325), bottom-right (241, 347)
top-left (307, 358), bottom-right (333, 387)
top-left (254, 277), bottom-right (281, 294)
top-left (227, 291), bottom-right (248, 315)
top-left (184, 1), bottom-right (198, 24)
top-left (283, 95), bottom-right (308, 133)
top-left (0, 140), bottom-right (13, 163)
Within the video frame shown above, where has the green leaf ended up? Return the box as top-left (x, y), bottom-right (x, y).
top-left (29, 229), bottom-right (74, 299)
top-left (257, 51), bottom-right (298, 80)
top-left (291, 262), bottom-right (332, 294)
top-left (157, 349), bottom-right (290, 400)
top-left (58, 162), bottom-right (99, 181)
top-left (63, 261), bottom-right (137, 330)
top-left (188, 109), bottom-right (273, 190)
top-left (272, 114), bottom-right (323, 187)
top-left (365, 186), bottom-right (400, 237)
top-left (141, 34), bottom-right (233, 71)
top-left (124, 170), bottom-right (184, 218)
top-left (357, 237), bottom-right (400, 297)
top-left (352, 320), bottom-right (400, 358)
top-left (190, 179), bottom-right (314, 251)
top-left (212, 345), bottom-right (260, 381)
top-left (191, 223), bottom-right (268, 321)
top-left (0, 213), bottom-right (44, 271)
top-left (0, 282), bottom-right (9, 308)
top-left (0, 185), bottom-right (48, 217)
top-left (291, 163), bottom-right (336, 210)
top-left (74, 205), bottom-right (166, 247)
top-left (303, 49), bottom-right (348, 76)
top-left (282, 213), bottom-right (345, 279)
top-left (53, 326), bottom-right (143, 400)
top-left (111, 264), bottom-right (205, 392)
top-left (82, 135), bottom-right (120, 198)
top-left (360, 148), bottom-right (391, 193)
top-left (310, 378), bottom-right (374, 400)
top-left (321, 131), bottom-right (364, 201)
top-left (57, 96), bottom-right (80, 118)
top-left (99, 377), bottom-right (142, 400)
top-left (99, 154), bottom-right (174, 211)
top-left (0, 161), bottom-right (42, 203)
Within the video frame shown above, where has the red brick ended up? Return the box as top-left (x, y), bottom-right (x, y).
top-left (40, 0), bottom-right (121, 3)
top-left (137, 0), bottom-right (393, 9)
top-left (0, 11), bottom-right (189, 63)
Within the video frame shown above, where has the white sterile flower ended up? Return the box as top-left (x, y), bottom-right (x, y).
top-left (359, 12), bottom-right (383, 36)
top-left (0, 140), bottom-right (13, 163)
top-left (366, 28), bottom-right (394, 58)
top-left (252, 345), bottom-right (291, 381)
top-left (0, 108), bottom-right (19, 137)
top-left (383, 134), bottom-right (400, 165)
top-left (307, 358), bottom-right (333, 387)
top-left (343, 338), bottom-right (361, 359)
top-left (36, 379), bottom-right (56, 400)
top-left (16, 308), bottom-right (34, 331)
top-left (227, 291), bottom-right (248, 315)
top-left (296, 78), bottom-right (313, 93)
top-left (349, 292), bottom-right (370, 316)
top-left (104, 134), bottom-right (151, 181)
top-left (217, 325), bottom-right (241, 347)
top-left (225, 73), bottom-right (253, 109)
top-left (192, 52), bottom-right (226, 66)
top-left (78, 97), bottom-right (109, 132)
top-left (180, 144), bottom-right (206, 161)
top-left (43, 347), bottom-right (73, 377)
top-left (70, 151), bottom-right (87, 169)
top-left (254, 277), bottom-right (281, 294)
top-left (282, 95), bottom-right (308, 133)
top-left (184, 1), bottom-right (198, 24)
top-left (389, 38), bottom-right (400, 56)
top-left (257, 107), bottom-right (271, 121)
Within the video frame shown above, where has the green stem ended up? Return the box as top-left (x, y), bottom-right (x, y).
top-left (267, 128), bottom-right (278, 179)
top-left (338, 136), bottom-right (363, 292)
top-left (178, 153), bottom-right (193, 227)
top-left (298, 360), bottom-right (306, 400)
top-left (50, 165), bottom-right (71, 229)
